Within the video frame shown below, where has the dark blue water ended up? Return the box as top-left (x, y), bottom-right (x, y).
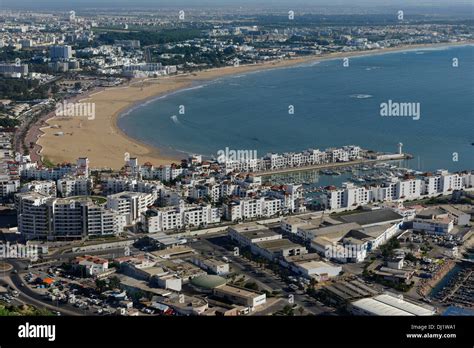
top-left (118, 45), bottom-right (474, 172)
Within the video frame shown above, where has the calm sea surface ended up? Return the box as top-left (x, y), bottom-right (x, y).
top-left (118, 45), bottom-right (474, 172)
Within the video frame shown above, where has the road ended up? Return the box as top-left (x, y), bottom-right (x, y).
top-left (0, 259), bottom-right (83, 316)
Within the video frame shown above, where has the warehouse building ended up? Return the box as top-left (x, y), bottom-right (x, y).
top-left (350, 293), bottom-right (436, 316)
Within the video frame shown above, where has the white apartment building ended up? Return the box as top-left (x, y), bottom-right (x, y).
top-left (21, 165), bottom-right (74, 181)
top-left (49, 199), bottom-right (84, 238)
top-left (183, 204), bottom-right (221, 228)
top-left (266, 184), bottom-right (305, 213)
top-left (102, 177), bottom-right (162, 197)
top-left (0, 179), bottom-right (20, 197)
top-left (189, 184), bottom-right (221, 202)
top-left (462, 173), bottom-right (474, 188)
top-left (138, 162), bottom-right (183, 182)
top-left (107, 191), bottom-right (155, 225)
top-left (144, 208), bottom-right (182, 232)
top-left (324, 171), bottom-right (470, 211)
top-left (142, 203), bottom-right (220, 232)
top-left (224, 197), bottom-right (265, 221)
top-left (20, 158), bottom-right (89, 181)
top-left (16, 192), bottom-right (51, 239)
top-left (422, 170), bottom-right (463, 195)
top-left (324, 183), bottom-right (372, 210)
top-left (16, 193), bottom-right (125, 240)
top-left (160, 188), bottom-right (184, 206)
top-left (85, 204), bottom-right (126, 237)
top-left (20, 180), bottom-right (56, 197)
top-left (396, 178), bottom-right (422, 200)
top-left (75, 157), bottom-right (90, 178)
top-left (324, 186), bottom-right (345, 210)
top-left (57, 176), bottom-right (93, 197)
top-left (263, 197), bottom-right (282, 217)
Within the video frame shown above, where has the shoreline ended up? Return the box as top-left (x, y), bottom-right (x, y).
top-left (36, 41), bottom-right (473, 170)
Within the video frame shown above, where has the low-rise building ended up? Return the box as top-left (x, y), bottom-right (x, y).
top-left (190, 255), bottom-right (230, 275)
top-left (350, 293), bottom-right (436, 316)
top-left (228, 223), bottom-right (282, 248)
top-left (73, 255), bottom-right (109, 276)
top-left (413, 208), bottom-right (454, 235)
top-left (213, 284), bottom-right (266, 309)
top-left (251, 239), bottom-right (308, 261)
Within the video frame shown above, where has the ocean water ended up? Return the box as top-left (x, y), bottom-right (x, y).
top-left (118, 45), bottom-right (474, 172)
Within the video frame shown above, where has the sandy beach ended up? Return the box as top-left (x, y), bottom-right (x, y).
top-left (36, 41), bottom-right (472, 170)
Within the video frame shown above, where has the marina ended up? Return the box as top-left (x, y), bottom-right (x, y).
top-left (264, 160), bottom-right (421, 202)
top-left (431, 263), bottom-right (473, 309)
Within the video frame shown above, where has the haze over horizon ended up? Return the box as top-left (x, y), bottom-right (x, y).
top-left (1, 0), bottom-right (473, 16)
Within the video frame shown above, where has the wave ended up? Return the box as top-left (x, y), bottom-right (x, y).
top-left (297, 61), bottom-right (321, 68)
top-left (170, 115), bottom-right (180, 124)
top-left (350, 94), bottom-right (373, 99)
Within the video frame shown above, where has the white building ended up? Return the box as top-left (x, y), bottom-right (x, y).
top-left (190, 256), bottom-right (230, 275)
top-left (107, 191), bottom-right (155, 225)
top-left (20, 180), bottom-right (56, 197)
top-left (290, 260), bottom-right (342, 281)
top-left (0, 179), bottom-right (21, 197)
top-left (142, 203), bottom-right (220, 233)
top-left (350, 293), bottom-right (436, 316)
top-left (228, 223), bottom-right (282, 248)
top-left (57, 176), bottom-right (93, 197)
top-left (50, 45), bottom-right (73, 60)
top-left (102, 177), bottom-right (162, 197)
top-left (74, 255), bottom-right (109, 276)
top-left (413, 209), bottom-right (454, 235)
top-left (15, 193), bottom-right (125, 240)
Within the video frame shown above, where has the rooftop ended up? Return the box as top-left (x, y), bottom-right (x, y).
top-left (305, 222), bottom-right (361, 237)
top-left (357, 223), bottom-right (396, 239)
top-left (256, 238), bottom-right (303, 251)
top-left (351, 294), bottom-right (435, 316)
top-left (228, 223), bottom-right (268, 234)
top-left (339, 209), bottom-right (403, 226)
top-left (214, 284), bottom-right (263, 299)
top-left (239, 229), bottom-right (281, 240)
top-left (190, 274), bottom-right (227, 290)
top-left (296, 260), bottom-right (339, 271)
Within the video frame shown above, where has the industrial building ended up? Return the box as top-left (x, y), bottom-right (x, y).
top-left (350, 293), bottom-right (436, 316)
